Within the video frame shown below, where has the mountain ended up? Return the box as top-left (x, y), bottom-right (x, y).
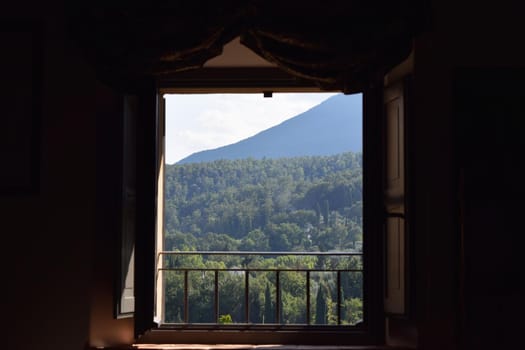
top-left (177, 93), bottom-right (362, 164)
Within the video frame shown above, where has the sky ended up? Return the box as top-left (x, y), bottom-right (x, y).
top-left (164, 92), bottom-right (339, 164)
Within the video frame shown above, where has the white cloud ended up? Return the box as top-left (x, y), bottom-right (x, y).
top-left (164, 92), bottom-right (339, 164)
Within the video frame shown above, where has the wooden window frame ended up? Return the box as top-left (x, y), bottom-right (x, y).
top-left (130, 67), bottom-right (386, 346)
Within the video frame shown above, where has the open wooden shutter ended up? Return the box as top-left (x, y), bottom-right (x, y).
top-left (383, 81), bottom-right (407, 315)
top-left (131, 83), bottom-right (160, 337)
top-left (154, 93), bottom-right (166, 324)
top-left (117, 95), bottom-right (138, 317)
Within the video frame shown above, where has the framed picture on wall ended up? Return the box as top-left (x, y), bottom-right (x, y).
top-left (0, 22), bottom-right (42, 195)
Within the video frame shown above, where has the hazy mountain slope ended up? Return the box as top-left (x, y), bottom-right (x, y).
top-left (177, 93), bottom-right (362, 164)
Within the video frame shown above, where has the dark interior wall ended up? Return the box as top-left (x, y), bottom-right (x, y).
top-left (1, 6), bottom-right (93, 350)
top-left (410, 1), bottom-right (525, 349)
top-left (1, 3), bottom-right (132, 349)
top-left (455, 68), bottom-right (525, 349)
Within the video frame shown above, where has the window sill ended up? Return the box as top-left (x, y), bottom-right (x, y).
top-left (90, 346), bottom-right (413, 350)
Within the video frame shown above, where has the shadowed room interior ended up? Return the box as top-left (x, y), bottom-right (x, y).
top-left (1, 1), bottom-right (524, 350)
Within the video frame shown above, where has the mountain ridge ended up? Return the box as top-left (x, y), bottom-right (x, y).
top-left (177, 93), bottom-right (362, 164)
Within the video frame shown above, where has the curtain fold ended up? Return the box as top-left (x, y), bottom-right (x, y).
top-left (68, 1), bottom-right (427, 92)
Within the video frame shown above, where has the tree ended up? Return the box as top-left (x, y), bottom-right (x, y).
top-left (322, 199), bottom-right (330, 227)
top-left (342, 298), bottom-right (363, 325)
top-left (250, 293), bottom-right (262, 323)
top-left (240, 229), bottom-right (270, 251)
top-left (264, 283), bottom-right (274, 323)
top-left (315, 283), bottom-right (327, 324)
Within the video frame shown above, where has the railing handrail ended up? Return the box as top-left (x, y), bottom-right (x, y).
top-left (158, 250), bottom-right (362, 256)
top-left (159, 267), bottom-right (362, 272)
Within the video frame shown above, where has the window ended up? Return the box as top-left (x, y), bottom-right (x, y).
top-left (159, 91), bottom-right (363, 327)
top-left (129, 68), bottom-right (391, 346)
top-left (74, 4), bottom-right (421, 345)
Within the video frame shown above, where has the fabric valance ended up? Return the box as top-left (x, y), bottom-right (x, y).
top-left (68, 1), bottom-right (428, 92)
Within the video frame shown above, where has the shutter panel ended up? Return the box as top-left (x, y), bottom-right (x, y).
top-left (383, 81), bottom-right (407, 315)
top-left (117, 95), bottom-right (138, 317)
top-left (134, 84), bottom-right (159, 337)
top-left (385, 215), bottom-right (406, 314)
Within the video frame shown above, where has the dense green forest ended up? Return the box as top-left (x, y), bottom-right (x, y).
top-left (162, 152), bottom-right (363, 325)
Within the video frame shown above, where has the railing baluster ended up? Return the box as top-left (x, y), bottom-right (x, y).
top-left (337, 270), bottom-right (341, 325)
top-left (214, 270), bottom-right (219, 323)
top-left (306, 270), bottom-right (310, 325)
top-left (184, 270), bottom-right (189, 323)
top-left (276, 270), bottom-right (280, 324)
top-left (245, 270), bottom-right (250, 323)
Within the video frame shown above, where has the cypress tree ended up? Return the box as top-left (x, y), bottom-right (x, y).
top-left (315, 283), bottom-right (327, 324)
top-left (250, 294), bottom-right (261, 323)
top-left (264, 283), bottom-right (274, 323)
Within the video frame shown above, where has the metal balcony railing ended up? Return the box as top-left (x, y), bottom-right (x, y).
top-left (156, 251), bottom-right (363, 326)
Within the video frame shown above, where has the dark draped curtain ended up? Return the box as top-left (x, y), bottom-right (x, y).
top-left (68, 1), bottom-right (428, 92)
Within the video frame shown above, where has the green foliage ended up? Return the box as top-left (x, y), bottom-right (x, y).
top-left (164, 152), bottom-right (363, 252)
top-left (218, 314), bottom-right (233, 324)
top-left (162, 152), bottom-right (364, 325)
top-left (342, 298), bottom-right (363, 325)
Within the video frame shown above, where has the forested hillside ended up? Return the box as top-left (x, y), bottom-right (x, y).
top-left (162, 152), bottom-right (364, 325)
top-left (165, 152), bottom-right (363, 252)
